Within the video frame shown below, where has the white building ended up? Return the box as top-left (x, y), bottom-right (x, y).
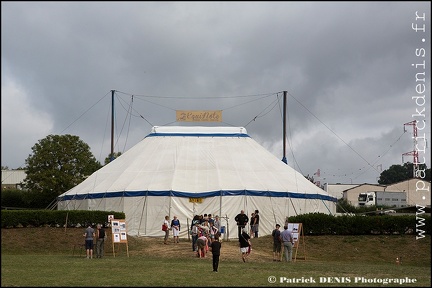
top-left (324, 183), bottom-right (359, 200)
top-left (1, 170), bottom-right (26, 190)
top-left (342, 179), bottom-right (430, 207)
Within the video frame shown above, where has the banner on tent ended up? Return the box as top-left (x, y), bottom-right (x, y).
top-left (176, 110), bottom-right (222, 122)
top-left (189, 198), bottom-right (203, 203)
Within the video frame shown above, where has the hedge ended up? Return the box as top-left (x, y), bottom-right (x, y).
top-left (287, 212), bottom-right (430, 235)
top-left (1, 210), bottom-right (125, 228)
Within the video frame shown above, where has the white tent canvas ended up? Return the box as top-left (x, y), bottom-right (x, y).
top-left (57, 126), bottom-right (336, 238)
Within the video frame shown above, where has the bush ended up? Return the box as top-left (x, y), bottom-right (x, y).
top-left (1, 189), bottom-right (58, 210)
top-left (1, 189), bottom-right (27, 208)
top-left (1, 210), bottom-right (125, 228)
top-left (288, 212), bottom-right (430, 235)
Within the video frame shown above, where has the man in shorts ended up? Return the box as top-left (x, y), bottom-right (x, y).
top-left (239, 228), bottom-right (251, 262)
top-left (83, 223), bottom-right (95, 259)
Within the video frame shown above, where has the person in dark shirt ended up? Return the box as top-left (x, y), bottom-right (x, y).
top-left (95, 223), bottom-right (106, 258)
top-left (249, 212), bottom-right (255, 238)
top-left (272, 224), bottom-right (282, 261)
top-left (253, 209), bottom-right (260, 238)
top-left (239, 228), bottom-right (251, 262)
top-left (234, 210), bottom-right (249, 238)
top-left (209, 235), bottom-right (222, 272)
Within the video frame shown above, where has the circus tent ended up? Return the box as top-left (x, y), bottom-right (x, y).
top-left (57, 126), bottom-right (336, 238)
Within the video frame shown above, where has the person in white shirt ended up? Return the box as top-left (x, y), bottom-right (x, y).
top-left (163, 215), bottom-right (170, 244)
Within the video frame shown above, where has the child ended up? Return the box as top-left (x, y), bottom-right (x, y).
top-left (209, 235), bottom-right (222, 272)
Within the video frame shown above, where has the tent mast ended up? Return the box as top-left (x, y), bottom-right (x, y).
top-left (110, 89), bottom-right (115, 162)
top-left (282, 90), bottom-right (288, 164)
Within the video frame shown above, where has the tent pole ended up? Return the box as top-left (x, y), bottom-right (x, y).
top-left (282, 91), bottom-right (287, 164)
top-left (110, 89), bottom-right (115, 162)
top-left (138, 194), bottom-right (147, 236)
top-left (64, 212), bottom-right (68, 233)
top-left (219, 190), bottom-right (222, 224)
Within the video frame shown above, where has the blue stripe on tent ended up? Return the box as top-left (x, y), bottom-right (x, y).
top-left (58, 190), bottom-right (337, 202)
top-left (145, 133), bottom-right (250, 138)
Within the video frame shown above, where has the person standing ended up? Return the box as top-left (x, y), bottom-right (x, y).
top-left (239, 228), bottom-right (251, 262)
top-left (95, 224), bottom-right (106, 258)
top-left (213, 215), bottom-right (221, 231)
top-left (253, 210), bottom-right (260, 238)
top-left (272, 224), bottom-right (282, 261)
top-left (190, 215), bottom-right (200, 233)
top-left (234, 210), bottom-right (249, 238)
top-left (208, 214), bottom-right (214, 225)
top-left (200, 219), bottom-right (210, 237)
top-left (163, 215), bottom-right (170, 244)
top-left (191, 221), bottom-right (200, 252)
top-left (83, 223), bottom-right (95, 259)
top-left (202, 214), bottom-right (208, 222)
top-left (209, 221), bottom-right (218, 244)
top-left (209, 234), bottom-right (222, 272)
top-left (281, 224), bottom-right (294, 262)
top-left (249, 212), bottom-right (255, 238)
top-left (171, 216), bottom-right (181, 244)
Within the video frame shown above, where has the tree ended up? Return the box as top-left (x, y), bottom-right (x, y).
top-left (305, 174), bottom-right (314, 183)
top-left (22, 134), bottom-right (102, 205)
top-left (304, 174), bottom-right (324, 189)
top-left (1, 166), bottom-right (25, 170)
top-left (104, 152), bottom-right (122, 165)
top-left (378, 162), bottom-right (430, 184)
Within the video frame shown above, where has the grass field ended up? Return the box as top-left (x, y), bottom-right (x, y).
top-left (1, 227), bottom-right (430, 287)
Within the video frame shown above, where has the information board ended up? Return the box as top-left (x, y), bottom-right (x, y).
top-left (110, 218), bottom-right (129, 257)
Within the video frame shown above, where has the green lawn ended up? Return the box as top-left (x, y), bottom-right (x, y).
top-left (1, 254), bottom-right (430, 287)
top-left (1, 227), bottom-right (430, 287)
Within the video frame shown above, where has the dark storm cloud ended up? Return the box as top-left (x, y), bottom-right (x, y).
top-left (2, 2), bottom-right (430, 184)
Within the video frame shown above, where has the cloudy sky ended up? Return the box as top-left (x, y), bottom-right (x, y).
top-left (2, 2), bottom-right (430, 186)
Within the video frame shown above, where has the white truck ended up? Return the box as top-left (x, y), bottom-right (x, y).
top-left (358, 191), bottom-right (407, 207)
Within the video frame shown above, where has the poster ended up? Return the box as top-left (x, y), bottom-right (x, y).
top-left (287, 223), bottom-right (300, 243)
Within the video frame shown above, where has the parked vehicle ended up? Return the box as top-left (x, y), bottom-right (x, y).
top-left (358, 191), bottom-right (407, 207)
